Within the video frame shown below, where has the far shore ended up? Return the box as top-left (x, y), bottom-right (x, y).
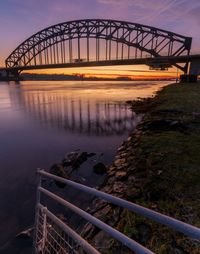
top-left (20, 73), bottom-right (176, 82)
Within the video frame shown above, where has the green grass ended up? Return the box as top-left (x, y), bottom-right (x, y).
top-left (156, 82), bottom-right (200, 113)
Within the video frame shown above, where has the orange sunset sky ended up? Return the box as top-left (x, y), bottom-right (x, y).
top-left (24, 65), bottom-right (179, 79)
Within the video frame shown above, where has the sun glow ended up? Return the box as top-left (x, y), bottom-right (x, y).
top-left (24, 65), bottom-right (179, 80)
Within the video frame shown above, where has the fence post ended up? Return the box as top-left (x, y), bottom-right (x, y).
top-left (41, 206), bottom-right (47, 251)
top-left (33, 169), bottom-right (42, 253)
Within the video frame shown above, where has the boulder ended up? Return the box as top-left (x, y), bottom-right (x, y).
top-left (126, 187), bottom-right (141, 201)
top-left (87, 152), bottom-right (96, 158)
top-left (114, 158), bottom-right (126, 167)
top-left (115, 171), bottom-right (127, 180)
top-left (63, 151), bottom-right (96, 169)
top-left (113, 182), bottom-right (126, 193)
top-left (50, 164), bottom-right (68, 188)
top-left (72, 152), bottom-right (88, 169)
top-left (62, 151), bottom-right (79, 167)
top-left (93, 163), bottom-right (107, 175)
top-left (16, 227), bottom-right (34, 240)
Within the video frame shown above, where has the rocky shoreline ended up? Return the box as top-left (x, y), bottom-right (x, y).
top-left (81, 114), bottom-right (150, 253)
top-left (81, 130), bottom-right (145, 252)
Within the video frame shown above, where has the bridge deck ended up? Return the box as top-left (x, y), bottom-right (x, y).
top-left (1, 55), bottom-right (200, 72)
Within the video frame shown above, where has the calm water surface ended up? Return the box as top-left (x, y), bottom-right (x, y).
top-left (0, 80), bottom-right (169, 252)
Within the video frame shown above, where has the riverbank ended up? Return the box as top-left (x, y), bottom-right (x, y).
top-left (82, 82), bottom-right (200, 253)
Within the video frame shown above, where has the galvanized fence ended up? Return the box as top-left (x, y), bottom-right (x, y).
top-left (34, 169), bottom-right (200, 254)
top-left (35, 204), bottom-right (99, 254)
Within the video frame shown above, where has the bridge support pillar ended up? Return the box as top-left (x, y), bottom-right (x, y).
top-left (180, 59), bottom-right (200, 83)
top-left (0, 70), bottom-right (8, 81)
top-left (0, 69), bottom-right (21, 81)
top-left (189, 59), bottom-right (200, 76)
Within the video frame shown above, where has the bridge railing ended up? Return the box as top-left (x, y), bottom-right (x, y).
top-left (34, 169), bottom-right (200, 254)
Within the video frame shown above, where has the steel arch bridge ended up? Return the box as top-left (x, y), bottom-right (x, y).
top-left (5, 19), bottom-right (192, 74)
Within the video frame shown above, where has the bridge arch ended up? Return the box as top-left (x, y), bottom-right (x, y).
top-left (5, 19), bottom-right (192, 70)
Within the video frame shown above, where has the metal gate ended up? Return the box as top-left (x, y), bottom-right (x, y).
top-left (34, 170), bottom-right (200, 254)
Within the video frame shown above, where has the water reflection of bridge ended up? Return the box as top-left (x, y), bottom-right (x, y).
top-left (10, 89), bottom-right (141, 136)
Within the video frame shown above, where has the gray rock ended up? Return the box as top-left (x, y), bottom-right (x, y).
top-left (101, 185), bottom-right (113, 194)
top-left (50, 164), bottom-right (68, 188)
top-left (126, 187), bottom-right (141, 201)
top-left (92, 231), bottom-right (111, 252)
top-left (16, 227), bottom-right (34, 239)
top-left (93, 163), bottom-right (107, 174)
top-left (113, 182), bottom-right (126, 193)
top-left (81, 222), bottom-right (99, 239)
top-left (114, 158), bottom-right (126, 167)
top-left (115, 171), bottom-right (127, 180)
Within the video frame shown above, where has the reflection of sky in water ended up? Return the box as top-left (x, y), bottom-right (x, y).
top-left (0, 80), bottom-right (169, 250)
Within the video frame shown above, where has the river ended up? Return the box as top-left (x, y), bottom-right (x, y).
top-left (0, 80), bottom-right (169, 253)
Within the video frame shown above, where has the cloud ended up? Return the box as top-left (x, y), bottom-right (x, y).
top-left (98, 0), bottom-right (132, 5)
top-left (96, 0), bottom-right (186, 24)
top-left (98, 0), bottom-right (180, 10)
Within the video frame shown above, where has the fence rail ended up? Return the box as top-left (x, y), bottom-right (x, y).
top-left (34, 169), bottom-right (200, 254)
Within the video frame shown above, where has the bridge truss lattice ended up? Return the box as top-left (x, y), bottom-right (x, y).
top-left (5, 19), bottom-right (192, 71)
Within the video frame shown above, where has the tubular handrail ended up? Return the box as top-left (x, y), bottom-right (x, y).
top-left (39, 186), bottom-right (154, 254)
top-left (37, 169), bottom-right (200, 241)
top-left (37, 204), bottom-right (100, 254)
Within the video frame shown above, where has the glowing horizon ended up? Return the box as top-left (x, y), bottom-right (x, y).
top-left (21, 64), bottom-right (180, 79)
